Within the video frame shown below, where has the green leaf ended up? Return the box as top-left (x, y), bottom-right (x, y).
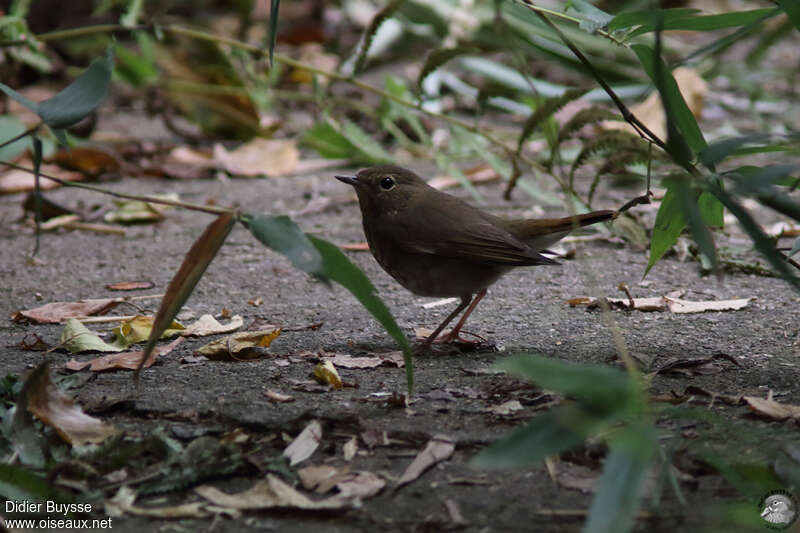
top-left (0, 83), bottom-right (39, 114)
top-left (341, 121), bottom-right (394, 164)
top-left (120, 0), bottom-right (143, 26)
top-left (789, 238), bottom-right (800, 258)
top-left (646, 183), bottom-right (686, 275)
top-left (0, 464), bottom-right (60, 501)
top-left (267, 0), bottom-right (280, 66)
top-left (497, 354), bottom-right (637, 413)
top-left (707, 182), bottom-right (800, 291)
top-left (567, 0), bottom-right (613, 32)
top-left (306, 235), bottom-right (413, 390)
top-left (472, 405), bottom-right (601, 468)
top-left (38, 46), bottom-right (114, 130)
top-left (631, 44), bottom-right (706, 158)
top-left (302, 120), bottom-right (358, 160)
top-left (699, 133), bottom-right (772, 167)
top-left (517, 88), bottom-right (589, 152)
top-left (417, 47), bottom-right (480, 90)
top-left (697, 190), bottom-right (723, 228)
top-left (138, 213), bottom-right (236, 376)
top-left (0, 115), bottom-right (33, 162)
top-left (353, 0), bottom-right (403, 74)
top-left (611, 8), bottom-right (778, 36)
top-left (675, 180), bottom-right (717, 271)
top-left (776, 0), bottom-right (800, 32)
top-left (241, 214), bottom-right (326, 280)
top-left (584, 423), bottom-right (657, 533)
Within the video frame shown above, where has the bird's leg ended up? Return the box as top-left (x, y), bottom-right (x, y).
top-left (434, 289), bottom-right (487, 344)
top-left (416, 295), bottom-right (472, 351)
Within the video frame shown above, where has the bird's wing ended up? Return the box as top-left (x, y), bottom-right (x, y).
top-left (383, 201), bottom-right (556, 266)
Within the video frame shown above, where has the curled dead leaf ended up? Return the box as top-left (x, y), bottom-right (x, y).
top-left (24, 362), bottom-right (117, 446)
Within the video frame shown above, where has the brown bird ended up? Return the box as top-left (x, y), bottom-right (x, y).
top-left (336, 165), bottom-right (616, 350)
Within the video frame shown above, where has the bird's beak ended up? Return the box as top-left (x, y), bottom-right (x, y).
top-left (335, 174), bottom-right (358, 185)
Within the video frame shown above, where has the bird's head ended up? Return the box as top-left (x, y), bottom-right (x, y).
top-left (336, 165), bottom-right (430, 217)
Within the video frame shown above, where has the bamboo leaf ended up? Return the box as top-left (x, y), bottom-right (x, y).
top-left (646, 182), bottom-right (686, 276)
top-left (307, 236), bottom-right (414, 390)
top-left (517, 88), bottom-right (589, 152)
top-left (417, 46), bottom-right (480, 90)
top-left (136, 213), bottom-right (235, 376)
top-left (38, 46), bottom-right (114, 130)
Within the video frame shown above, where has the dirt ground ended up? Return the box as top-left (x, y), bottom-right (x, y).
top-left (1, 141), bottom-right (799, 532)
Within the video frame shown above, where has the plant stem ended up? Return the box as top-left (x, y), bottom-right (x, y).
top-left (1, 161), bottom-right (231, 216)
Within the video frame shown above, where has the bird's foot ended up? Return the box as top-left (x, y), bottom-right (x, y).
top-left (413, 329), bottom-right (493, 354)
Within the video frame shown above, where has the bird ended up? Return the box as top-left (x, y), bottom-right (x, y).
top-left (336, 165), bottom-right (616, 350)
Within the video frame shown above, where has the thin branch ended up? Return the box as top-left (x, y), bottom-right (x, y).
top-left (2, 161), bottom-right (231, 216)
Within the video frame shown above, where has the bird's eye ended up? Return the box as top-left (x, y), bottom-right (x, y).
top-left (379, 177), bottom-right (396, 190)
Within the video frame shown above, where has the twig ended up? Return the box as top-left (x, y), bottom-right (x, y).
top-left (1, 161), bottom-right (232, 216)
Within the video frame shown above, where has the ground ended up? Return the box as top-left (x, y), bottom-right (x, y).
top-left (1, 143), bottom-right (798, 533)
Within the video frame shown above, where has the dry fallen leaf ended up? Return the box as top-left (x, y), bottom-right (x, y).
top-left (569, 295), bottom-right (752, 313)
top-left (283, 420), bottom-right (323, 466)
top-left (182, 314), bottom-right (244, 336)
top-left (106, 486), bottom-right (216, 519)
top-left (65, 337), bottom-right (183, 372)
top-left (343, 436), bottom-right (358, 461)
top-left (0, 165), bottom-right (83, 194)
top-left (24, 362), bottom-right (117, 446)
top-left (487, 400), bottom-right (524, 416)
top-left (105, 281), bottom-right (155, 291)
top-left (213, 138), bottom-right (299, 177)
top-left (397, 434), bottom-right (455, 488)
top-left (263, 389), bottom-right (295, 403)
top-left (195, 328), bottom-right (281, 360)
top-left (50, 146), bottom-right (121, 176)
top-left (12, 298), bottom-right (121, 324)
top-left (323, 353), bottom-right (397, 369)
top-left (314, 360), bottom-right (343, 389)
top-left (298, 464), bottom-right (346, 493)
top-left (744, 396), bottom-right (800, 421)
top-left (196, 474), bottom-right (347, 510)
top-left (335, 472), bottom-right (386, 500)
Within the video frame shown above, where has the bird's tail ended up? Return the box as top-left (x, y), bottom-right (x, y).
top-left (508, 210), bottom-right (616, 250)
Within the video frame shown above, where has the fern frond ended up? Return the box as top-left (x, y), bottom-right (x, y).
top-left (517, 88), bottom-right (589, 152)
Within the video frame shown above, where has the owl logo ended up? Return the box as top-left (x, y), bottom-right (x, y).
top-left (759, 491), bottom-right (798, 530)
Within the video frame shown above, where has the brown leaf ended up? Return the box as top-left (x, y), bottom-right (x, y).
top-left (213, 138), bottom-right (298, 177)
top-left (397, 434), bottom-right (455, 488)
top-left (105, 281), bottom-right (155, 291)
top-left (744, 396), bottom-right (800, 421)
top-left (195, 328), bottom-right (280, 360)
top-left (50, 146), bottom-right (121, 176)
top-left (138, 213), bottom-right (236, 374)
top-left (65, 337), bottom-right (183, 372)
top-left (569, 295), bottom-right (752, 313)
top-left (13, 298), bottom-right (121, 324)
top-left (283, 420), bottom-right (323, 466)
top-left (335, 472), bottom-right (386, 500)
top-left (323, 353), bottom-right (396, 369)
top-left (195, 474), bottom-right (347, 510)
top-left (0, 165), bottom-right (83, 194)
top-left (298, 464), bottom-right (346, 493)
top-left (24, 362), bottom-right (117, 445)
top-left (263, 389), bottom-right (295, 403)
top-left (183, 314), bottom-right (244, 336)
